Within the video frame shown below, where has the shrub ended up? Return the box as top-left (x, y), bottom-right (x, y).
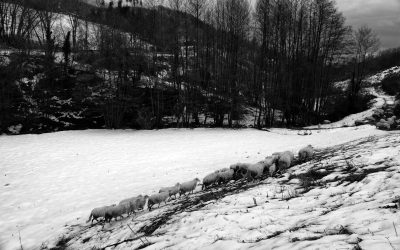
top-left (136, 107), bottom-right (156, 129)
top-left (394, 102), bottom-right (400, 117)
top-left (381, 73), bottom-right (400, 95)
top-left (325, 93), bottom-right (375, 122)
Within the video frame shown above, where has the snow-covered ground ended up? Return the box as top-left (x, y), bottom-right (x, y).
top-left (139, 132), bottom-right (400, 250)
top-left (49, 130), bottom-right (400, 250)
top-left (0, 125), bottom-right (388, 250)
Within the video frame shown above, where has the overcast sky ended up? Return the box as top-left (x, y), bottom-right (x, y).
top-left (336, 0), bottom-right (400, 49)
top-left (248, 0), bottom-right (400, 49)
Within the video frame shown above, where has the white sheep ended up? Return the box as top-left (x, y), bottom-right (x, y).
top-left (202, 172), bottom-right (219, 190)
top-left (119, 195), bottom-right (142, 207)
top-left (148, 192), bottom-right (170, 211)
top-left (298, 145), bottom-right (314, 162)
top-left (119, 200), bottom-right (136, 216)
top-left (159, 183), bottom-right (181, 199)
top-left (285, 151), bottom-right (295, 161)
top-left (119, 195), bottom-right (148, 215)
top-left (245, 162), bottom-right (266, 181)
top-left (135, 195), bottom-right (148, 210)
top-left (269, 163), bottom-right (277, 177)
top-left (264, 155), bottom-right (280, 166)
top-left (217, 169), bottom-right (235, 184)
top-left (179, 178), bottom-right (200, 196)
top-left (86, 204), bottom-right (116, 224)
top-left (273, 151), bottom-right (294, 171)
top-left (259, 155), bottom-right (279, 175)
top-left (230, 163), bottom-right (252, 180)
top-left (215, 168), bottom-right (229, 173)
top-left (104, 204), bottom-right (129, 222)
top-left (230, 163), bottom-right (250, 172)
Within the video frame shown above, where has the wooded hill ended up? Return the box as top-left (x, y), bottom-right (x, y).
top-left (0, 0), bottom-right (399, 134)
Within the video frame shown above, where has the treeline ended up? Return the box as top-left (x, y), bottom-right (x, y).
top-left (334, 47), bottom-right (400, 82)
top-left (0, 0), bottom-right (397, 134)
top-left (252, 0), bottom-right (348, 126)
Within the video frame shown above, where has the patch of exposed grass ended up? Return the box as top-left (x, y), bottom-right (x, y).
top-left (290, 168), bottom-right (330, 191)
top-left (340, 166), bottom-right (392, 185)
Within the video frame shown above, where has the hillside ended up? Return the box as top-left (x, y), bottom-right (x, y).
top-left (308, 66), bottom-right (400, 129)
top-left (0, 124), bottom-right (391, 250)
top-left (6, 0), bottom-right (399, 133)
top-left (39, 130), bottom-right (400, 250)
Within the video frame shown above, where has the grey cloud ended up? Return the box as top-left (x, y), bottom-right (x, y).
top-left (336, 0), bottom-right (400, 49)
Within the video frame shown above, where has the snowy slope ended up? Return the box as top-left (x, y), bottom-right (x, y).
top-left (52, 131), bottom-right (400, 250)
top-left (308, 66), bottom-right (400, 129)
top-left (143, 132), bottom-right (400, 250)
top-left (148, 133), bottom-right (400, 250)
top-left (0, 126), bottom-right (387, 250)
top-left (308, 87), bottom-right (395, 129)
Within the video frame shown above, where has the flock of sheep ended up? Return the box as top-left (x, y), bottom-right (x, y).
top-left (87, 145), bottom-right (315, 224)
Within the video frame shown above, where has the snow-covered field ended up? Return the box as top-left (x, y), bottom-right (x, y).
top-left (0, 126), bottom-right (388, 250)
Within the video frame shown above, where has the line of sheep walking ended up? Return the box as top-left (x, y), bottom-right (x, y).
top-left (87, 145), bottom-right (315, 224)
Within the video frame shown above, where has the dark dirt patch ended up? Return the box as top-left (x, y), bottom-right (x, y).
top-left (290, 235), bottom-right (323, 242)
top-left (290, 168), bottom-right (331, 190)
top-left (49, 235), bottom-right (74, 250)
top-left (288, 224), bottom-right (309, 232)
top-left (251, 230), bottom-right (285, 242)
top-left (320, 203), bottom-right (343, 216)
top-left (339, 165), bottom-right (392, 185)
top-left (81, 236), bottom-right (91, 243)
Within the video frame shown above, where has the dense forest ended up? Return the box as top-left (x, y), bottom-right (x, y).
top-left (0, 0), bottom-right (399, 134)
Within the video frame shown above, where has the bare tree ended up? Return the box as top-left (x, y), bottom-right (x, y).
top-left (37, 0), bottom-right (60, 79)
top-left (65, 0), bottom-right (83, 54)
top-left (0, 0), bottom-right (39, 49)
top-left (253, 0), bottom-right (349, 126)
top-left (348, 25), bottom-right (380, 112)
